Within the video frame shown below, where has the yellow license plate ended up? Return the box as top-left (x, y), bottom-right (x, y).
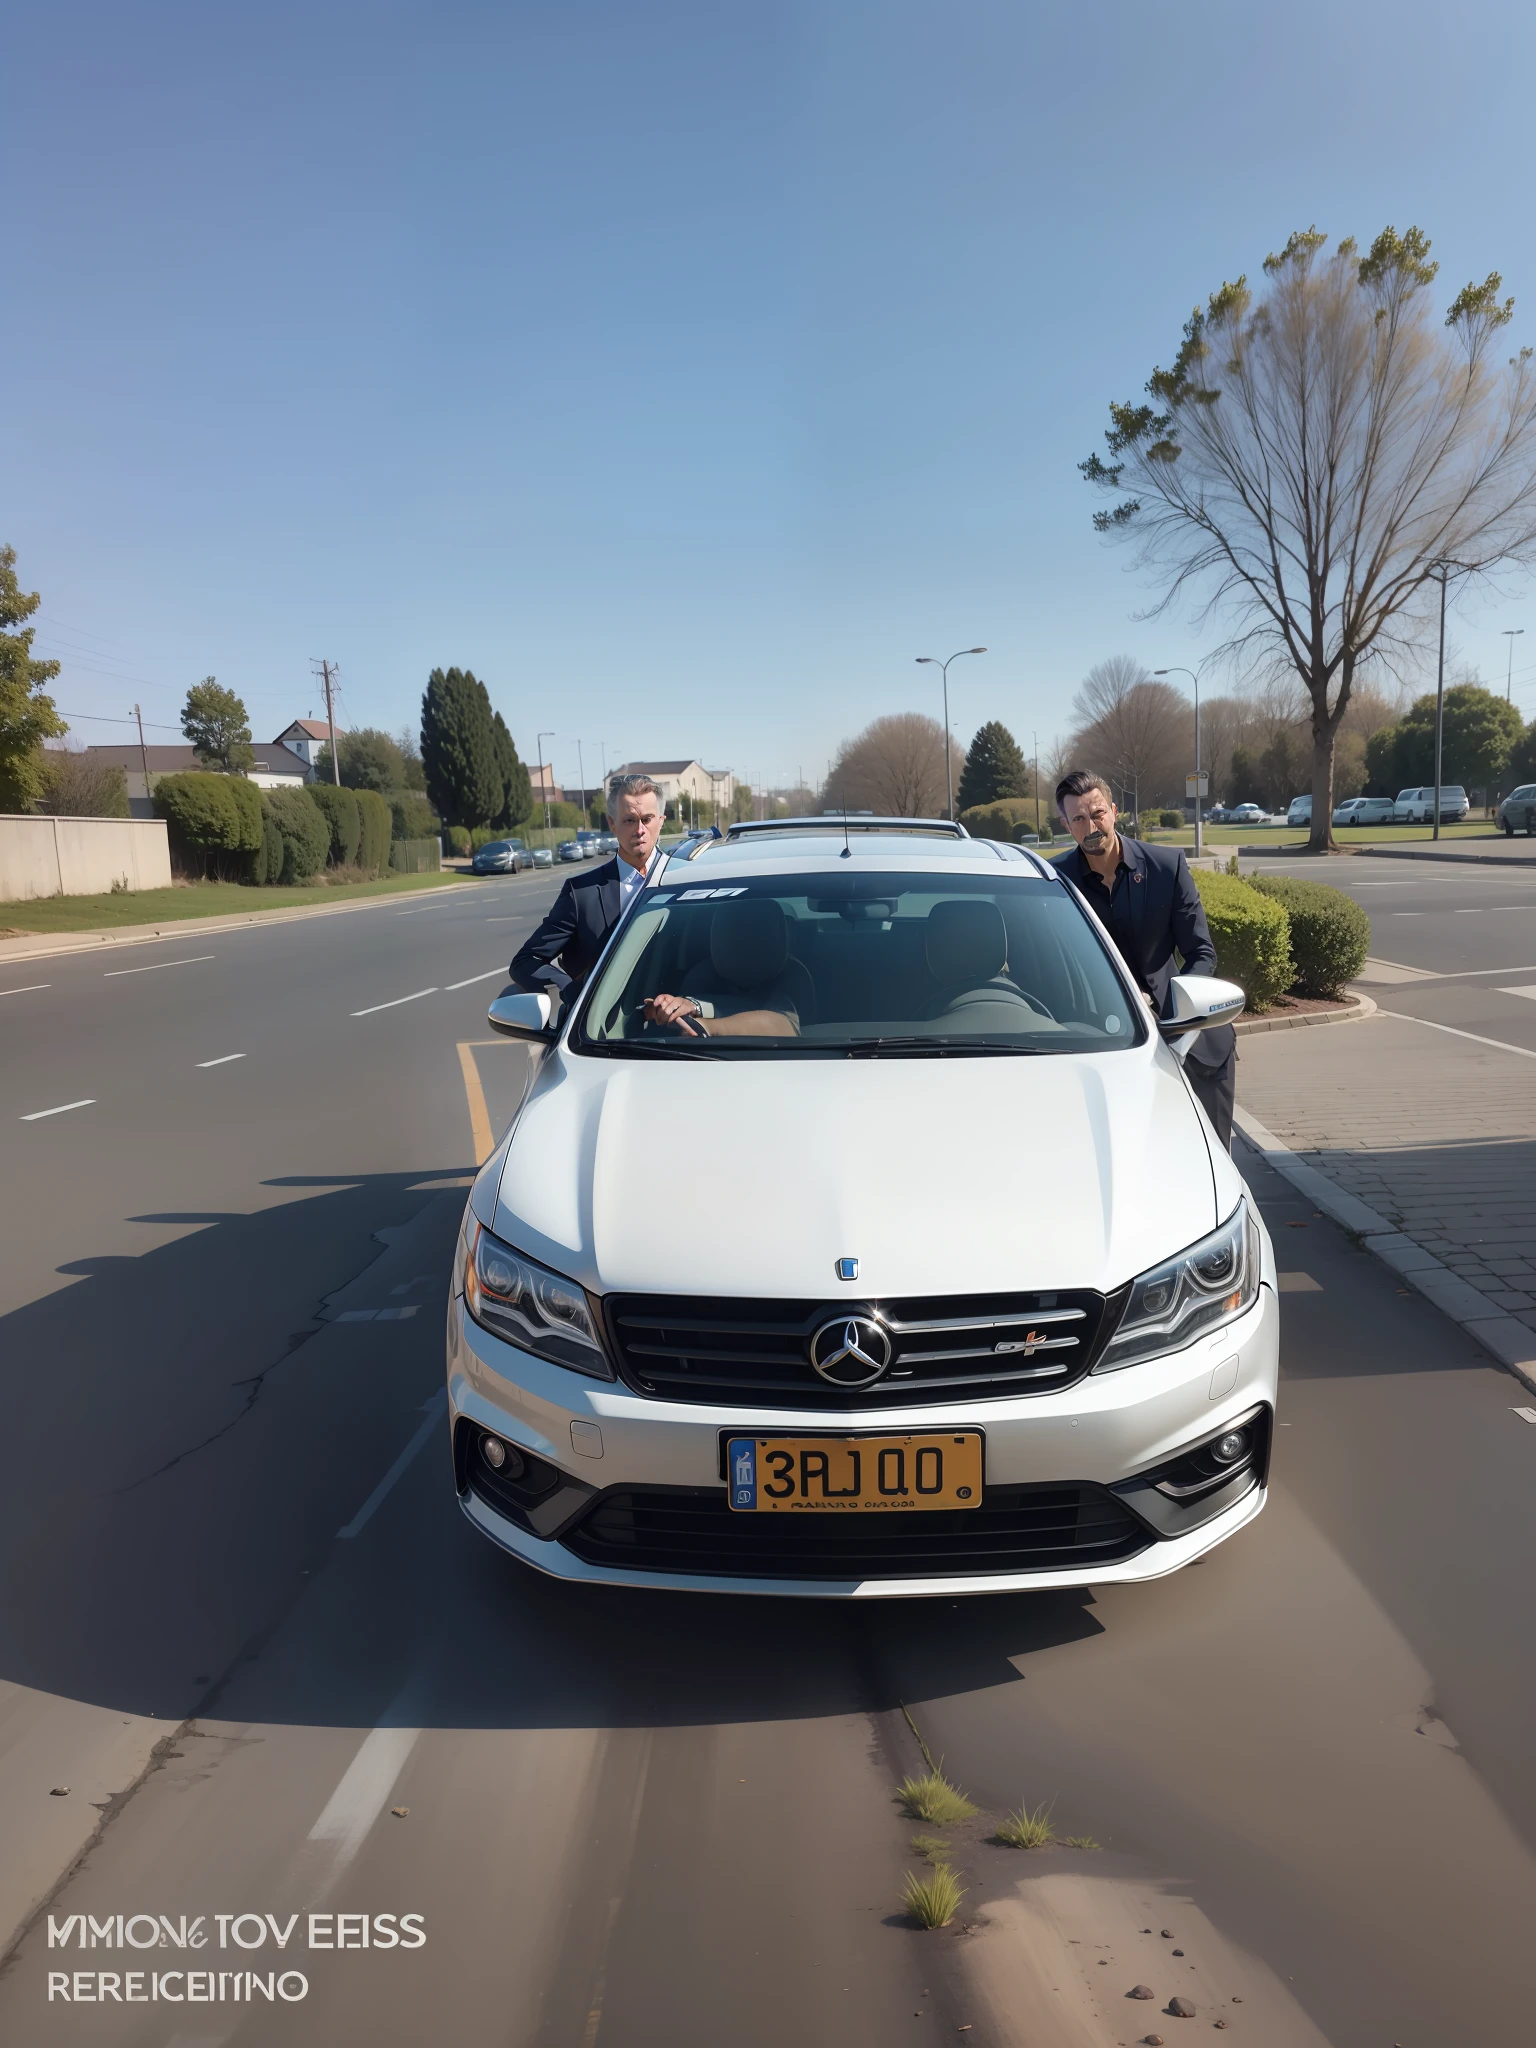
top-left (725, 1432), bottom-right (983, 1513)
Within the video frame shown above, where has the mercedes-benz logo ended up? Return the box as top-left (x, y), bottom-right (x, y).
top-left (809, 1314), bottom-right (892, 1389)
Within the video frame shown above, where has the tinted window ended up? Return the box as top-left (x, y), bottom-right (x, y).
top-left (575, 872), bottom-right (1143, 1057)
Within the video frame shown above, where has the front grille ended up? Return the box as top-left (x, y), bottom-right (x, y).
top-left (561, 1482), bottom-right (1149, 1580)
top-left (604, 1290), bottom-right (1113, 1408)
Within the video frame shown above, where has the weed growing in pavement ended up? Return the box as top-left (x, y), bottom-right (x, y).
top-left (1064, 1835), bottom-right (1101, 1850)
top-left (993, 1799), bottom-right (1056, 1849)
top-left (902, 1863), bottom-right (965, 1929)
top-left (897, 1769), bottom-right (978, 1826)
top-left (909, 1833), bottom-right (952, 1863)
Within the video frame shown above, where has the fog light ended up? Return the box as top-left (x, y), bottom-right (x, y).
top-left (481, 1435), bottom-right (505, 1468)
top-left (1212, 1428), bottom-right (1250, 1465)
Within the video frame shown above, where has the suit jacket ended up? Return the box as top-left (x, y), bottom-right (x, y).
top-left (1052, 836), bottom-right (1234, 1069)
top-left (510, 856), bottom-right (627, 1001)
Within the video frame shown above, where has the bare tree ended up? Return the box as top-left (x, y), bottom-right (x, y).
top-left (823, 713), bottom-right (963, 817)
top-left (33, 746), bottom-right (130, 817)
top-left (1068, 657), bottom-right (1190, 820)
top-left (1083, 226), bottom-right (1536, 849)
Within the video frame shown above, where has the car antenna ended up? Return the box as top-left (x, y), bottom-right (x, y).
top-left (840, 807), bottom-right (852, 859)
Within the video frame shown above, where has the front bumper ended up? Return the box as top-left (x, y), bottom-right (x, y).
top-left (446, 1285), bottom-right (1279, 1598)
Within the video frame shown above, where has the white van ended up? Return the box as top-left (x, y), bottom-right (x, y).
top-left (1394, 787), bottom-right (1469, 824)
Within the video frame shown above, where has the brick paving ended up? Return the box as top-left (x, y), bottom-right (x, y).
top-left (1235, 1013), bottom-right (1536, 1331)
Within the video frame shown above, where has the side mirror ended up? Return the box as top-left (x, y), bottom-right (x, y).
top-left (1160, 975), bottom-right (1246, 1036)
top-left (487, 991), bottom-right (557, 1043)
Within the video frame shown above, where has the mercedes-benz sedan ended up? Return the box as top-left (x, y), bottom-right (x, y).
top-left (447, 822), bottom-right (1276, 1597)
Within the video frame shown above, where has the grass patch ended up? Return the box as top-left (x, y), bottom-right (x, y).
top-left (896, 1769), bottom-right (978, 1827)
top-left (0, 869), bottom-right (474, 935)
top-left (909, 1833), bottom-right (952, 1863)
top-left (993, 1799), bottom-right (1056, 1849)
top-left (1064, 1836), bottom-right (1101, 1850)
top-left (902, 1864), bottom-right (965, 1929)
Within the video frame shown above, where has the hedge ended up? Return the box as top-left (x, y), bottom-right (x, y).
top-left (444, 824), bottom-right (471, 857)
top-left (308, 782), bottom-right (360, 867)
top-left (1247, 874), bottom-right (1370, 999)
top-left (355, 788), bottom-right (392, 874)
top-left (390, 837), bottom-right (441, 874)
top-left (960, 798), bottom-right (1052, 843)
top-left (1191, 870), bottom-right (1293, 1012)
top-left (152, 771), bottom-right (262, 877)
top-left (258, 814), bottom-right (284, 885)
top-left (262, 785), bottom-right (330, 883)
top-left (390, 791), bottom-right (439, 841)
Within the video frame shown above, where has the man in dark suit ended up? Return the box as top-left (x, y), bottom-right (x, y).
top-left (510, 774), bottom-right (666, 1006)
top-left (1052, 769), bottom-right (1236, 1149)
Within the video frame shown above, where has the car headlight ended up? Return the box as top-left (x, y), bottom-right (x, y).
top-left (461, 1219), bottom-right (614, 1379)
top-left (1094, 1202), bottom-right (1260, 1373)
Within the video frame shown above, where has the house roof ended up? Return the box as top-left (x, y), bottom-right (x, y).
top-left (84, 743), bottom-right (309, 777)
top-left (614, 759), bottom-right (702, 776)
top-left (248, 745), bottom-right (311, 777)
top-left (278, 718), bottom-right (345, 741)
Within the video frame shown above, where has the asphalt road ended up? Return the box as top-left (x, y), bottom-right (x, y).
top-left (2, 860), bottom-right (1536, 2046)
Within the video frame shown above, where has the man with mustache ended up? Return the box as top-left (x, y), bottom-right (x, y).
top-left (1052, 769), bottom-right (1236, 1149)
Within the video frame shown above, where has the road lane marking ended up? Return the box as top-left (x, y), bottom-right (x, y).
top-left (196, 1053), bottom-right (247, 1067)
top-left (446, 967), bottom-right (509, 990)
top-left (457, 1041), bottom-right (495, 1164)
top-left (395, 897), bottom-right (466, 914)
top-left (337, 1391), bottom-right (446, 1539)
top-left (103, 954), bottom-right (216, 976)
top-left (1377, 1010), bottom-right (1536, 1060)
top-left (1515, 1407), bottom-right (1536, 1425)
top-left (1498, 986), bottom-right (1536, 1001)
top-left (0, 983), bottom-right (50, 997)
top-left (351, 987), bottom-right (438, 1016)
top-left (19, 1099), bottom-right (95, 1120)
top-left (1455, 908), bottom-right (1485, 913)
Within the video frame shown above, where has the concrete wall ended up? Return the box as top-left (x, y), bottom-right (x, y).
top-left (0, 816), bottom-right (173, 902)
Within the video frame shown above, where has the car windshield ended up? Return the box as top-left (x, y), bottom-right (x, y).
top-left (480, 841), bottom-right (510, 854)
top-left (572, 871), bottom-right (1145, 1057)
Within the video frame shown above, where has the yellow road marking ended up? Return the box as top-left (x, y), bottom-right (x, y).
top-left (456, 1041), bottom-right (495, 1166)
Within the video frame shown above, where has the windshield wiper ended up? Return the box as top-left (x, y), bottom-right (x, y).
top-left (834, 1036), bottom-right (1045, 1056)
top-left (581, 1039), bottom-right (715, 1061)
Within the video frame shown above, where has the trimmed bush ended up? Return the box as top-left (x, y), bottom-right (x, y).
top-left (355, 788), bottom-right (392, 874)
top-left (390, 837), bottom-right (441, 874)
top-left (390, 792), bottom-right (439, 841)
top-left (1158, 808), bottom-right (1185, 829)
top-left (262, 785), bottom-right (330, 883)
top-left (444, 824), bottom-right (471, 857)
top-left (260, 814), bottom-right (284, 885)
top-left (152, 770), bottom-right (262, 878)
top-left (960, 798), bottom-right (1050, 843)
top-left (1192, 870), bottom-right (1293, 1012)
top-left (308, 782), bottom-right (360, 867)
top-left (1247, 874), bottom-right (1369, 999)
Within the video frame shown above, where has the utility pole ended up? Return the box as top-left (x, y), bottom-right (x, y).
top-left (1032, 730), bottom-right (1040, 837)
top-left (915, 648), bottom-right (987, 820)
top-left (1504, 628), bottom-right (1525, 702)
top-left (536, 731), bottom-right (554, 834)
top-left (133, 703), bottom-right (151, 813)
top-left (311, 660), bottom-right (341, 783)
top-left (577, 740), bottom-right (587, 824)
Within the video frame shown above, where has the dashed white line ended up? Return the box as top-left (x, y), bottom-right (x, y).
top-left (103, 954), bottom-right (216, 977)
top-left (20, 1099), bottom-right (95, 1121)
top-left (337, 1392), bottom-right (446, 1538)
top-left (1514, 1407), bottom-right (1536, 1426)
top-left (351, 987), bottom-right (439, 1017)
top-left (0, 983), bottom-right (50, 997)
top-left (445, 967), bottom-right (509, 990)
top-left (196, 1053), bottom-right (247, 1068)
top-left (1377, 1010), bottom-right (1536, 1060)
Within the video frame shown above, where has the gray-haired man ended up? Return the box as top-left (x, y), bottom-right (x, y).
top-left (510, 774), bottom-right (666, 1003)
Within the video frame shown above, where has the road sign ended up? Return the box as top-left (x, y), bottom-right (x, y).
top-left (1186, 772), bottom-right (1209, 798)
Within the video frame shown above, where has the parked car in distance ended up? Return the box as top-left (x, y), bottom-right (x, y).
top-left (1286, 795), bottom-right (1312, 827)
top-left (1226, 802), bottom-right (1267, 825)
top-left (472, 838), bottom-right (529, 874)
top-left (575, 830), bottom-right (602, 859)
top-left (1333, 796), bottom-right (1396, 827)
top-left (1394, 785), bottom-right (1469, 824)
top-left (1497, 784), bottom-right (1536, 835)
top-left (1204, 805), bottom-right (1230, 824)
top-left (556, 840), bottom-right (584, 862)
top-left (596, 833), bottom-right (620, 854)
top-left (530, 845), bottom-right (555, 868)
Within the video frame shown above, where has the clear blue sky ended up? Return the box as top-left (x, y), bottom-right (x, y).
top-left (9, 0), bottom-right (1536, 795)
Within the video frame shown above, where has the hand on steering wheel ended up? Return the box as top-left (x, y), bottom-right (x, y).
top-left (643, 992), bottom-right (706, 1036)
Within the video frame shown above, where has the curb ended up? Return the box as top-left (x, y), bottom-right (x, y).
top-left (1234, 992), bottom-right (1377, 1037)
top-left (1233, 1106), bottom-right (1536, 1398)
top-left (0, 874), bottom-right (489, 967)
top-left (1347, 844), bottom-right (1536, 868)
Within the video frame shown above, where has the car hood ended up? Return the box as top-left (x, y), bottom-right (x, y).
top-left (488, 1044), bottom-right (1230, 1301)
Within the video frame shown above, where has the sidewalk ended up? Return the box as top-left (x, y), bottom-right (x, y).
top-left (1235, 1008), bottom-right (1536, 1385)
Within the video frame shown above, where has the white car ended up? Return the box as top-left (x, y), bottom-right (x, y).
top-left (1333, 796), bottom-right (1396, 826)
top-left (1394, 785), bottom-right (1469, 824)
top-left (1286, 795), bottom-right (1312, 827)
top-left (1226, 802), bottom-right (1267, 826)
top-left (447, 820), bottom-right (1277, 1597)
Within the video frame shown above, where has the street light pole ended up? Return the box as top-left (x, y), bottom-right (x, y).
top-left (1504, 628), bottom-right (1524, 702)
top-left (536, 731), bottom-right (554, 834)
top-left (915, 647), bottom-right (987, 820)
top-left (1155, 667), bottom-right (1203, 859)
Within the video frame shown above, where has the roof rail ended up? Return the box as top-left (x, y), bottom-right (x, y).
top-left (724, 815), bottom-right (969, 840)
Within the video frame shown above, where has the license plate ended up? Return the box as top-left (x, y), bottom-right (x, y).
top-left (725, 1433), bottom-right (983, 1513)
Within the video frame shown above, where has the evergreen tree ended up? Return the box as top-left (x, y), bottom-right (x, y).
top-left (420, 667), bottom-right (502, 827)
top-left (957, 720), bottom-right (1029, 811)
top-left (0, 544), bottom-right (66, 811)
top-left (182, 678), bottom-right (254, 773)
top-left (489, 709), bottom-right (532, 829)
